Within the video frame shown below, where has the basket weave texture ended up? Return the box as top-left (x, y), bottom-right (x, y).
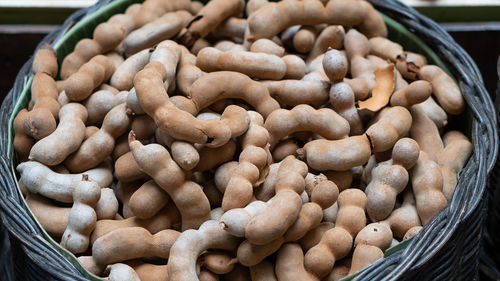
top-left (0, 0), bottom-right (497, 280)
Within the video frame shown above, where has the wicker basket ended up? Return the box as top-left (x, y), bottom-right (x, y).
top-left (0, 0), bottom-right (497, 280)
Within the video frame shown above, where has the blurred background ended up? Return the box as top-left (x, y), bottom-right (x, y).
top-left (0, 0), bottom-right (499, 99)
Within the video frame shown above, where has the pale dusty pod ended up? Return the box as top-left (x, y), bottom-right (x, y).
top-left (282, 55), bottom-right (307, 79)
top-left (26, 193), bottom-right (70, 238)
top-left (65, 103), bottom-right (131, 172)
top-left (276, 243), bottom-right (319, 281)
top-left (293, 26), bottom-right (316, 53)
top-left (178, 0), bottom-right (245, 48)
top-left (365, 138), bottom-right (419, 222)
top-left (196, 47), bottom-right (287, 80)
top-left (221, 110), bottom-right (270, 211)
top-left (17, 161), bottom-right (112, 203)
top-left (181, 71), bottom-right (280, 118)
top-left (236, 179), bottom-right (338, 266)
top-left (103, 263), bottom-right (140, 281)
top-left (349, 222), bottom-right (392, 274)
top-left (418, 65), bottom-right (465, 115)
top-left (322, 48), bottom-right (348, 82)
top-left (244, 156), bottom-right (307, 245)
top-left (438, 131), bottom-right (472, 201)
top-left (176, 45), bottom-right (204, 97)
top-left (409, 105), bottom-right (443, 163)
top-left (329, 82), bottom-right (363, 135)
top-left (249, 259), bottom-right (277, 281)
top-left (306, 25), bottom-right (344, 64)
top-left (299, 222), bottom-right (335, 252)
top-left (214, 40), bottom-right (247, 52)
top-left (390, 80), bottom-right (432, 108)
top-left (323, 259), bottom-right (351, 281)
top-left (368, 37), bottom-right (403, 62)
top-left (416, 97), bottom-right (448, 129)
top-left (245, 0), bottom-right (269, 16)
top-left (246, 0), bottom-right (386, 41)
top-left (125, 88), bottom-right (145, 115)
top-left (167, 220), bottom-right (241, 281)
top-left (264, 104), bottom-right (350, 149)
top-left (96, 188), bottom-right (119, 220)
top-left (212, 17), bottom-right (247, 39)
top-left (381, 190), bottom-right (421, 239)
top-left (403, 226), bottom-right (422, 240)
top-left (123, 11), bottom-right (191, 55)
top-left (61, 175), bottom-right (100, 254)
top-left (85, 90), bottom-right (128, 124)
top-left (149, 40), bottom-right (182, 93)
top-left (250, 38), bottom-right (285, 56)
top-left (410, 151), bottom-right (447, 224)
top-left (304, 189), bottom-right (367, 278)
top-left (220, 201), bottom-right (267, 237)
top-left (202, 251), bottom-right (236, 274)
top-left (299, 135), bottom-right (372, 171)
top-left (129, 132), bottom-right (211, 230)
top-left (29, 103), bottom-right (88, 166)
top-left (92, 227), bottom-right (180, 267)
top-left (64, 55), bottom-right (115, 101)
top-left (60, 3), bottom-right (143, 79)
top-left (115, 152), bottom-right (147, 183)
top-left (105, 51), bottom-right (124, 70)
top-left (272, 139), bottom-right (299, 162)
top-left (127, 260), bottom-right (168, 281)
top-left (91, 204), bottom-right (180, 244)
top-left (129, 180), bottom-right (170, 219)
top-left (261, 79), bottom-right (329, 106)
top-left (111, 48), bottom-right (152, 91)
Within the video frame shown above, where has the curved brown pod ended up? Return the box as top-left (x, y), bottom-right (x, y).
top-left (92, 227), bottom-right (180, 267)
top-left (65, 55), bottom-right (115, 101)
top-left (167, 220), bottom-right (241, 281)
top-left (276, 243), bottom-right (319, 281)
top-left (261, 80), bottom-right (329, 106)
top-left (300, 135), bottom-right (371, 171)
top-left (197, 47), bottom-right (287, 80)
top-left (129, 132), bottom-right (211, 230)
top-left (264, 104), bottom-right (350, 148)
top-left (29, 103), bottom-right (88, 166)
top-left (418, 65), bottom-right (465, 115)
top-left (185, 71), bottom-right (280, 118)
top-left (247, 0), bottom-right (386, 41)
top-left (179, 0), bottom-right (245, 48)
top-left (65, 103), bottom-right (131, 172)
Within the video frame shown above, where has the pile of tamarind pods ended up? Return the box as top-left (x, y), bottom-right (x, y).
top-left (13, 0), bottom-right (473, 280)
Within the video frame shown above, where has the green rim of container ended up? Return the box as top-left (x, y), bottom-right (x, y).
top-left (6, 1), bottom-right (467, 279)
